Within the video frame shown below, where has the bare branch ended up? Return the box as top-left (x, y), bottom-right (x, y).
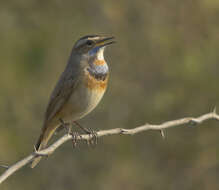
top-left (0, 111), bottom-right (219, 184)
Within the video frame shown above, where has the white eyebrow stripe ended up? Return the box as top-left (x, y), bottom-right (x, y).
top-left (88, 37), bottom-right (99, 41)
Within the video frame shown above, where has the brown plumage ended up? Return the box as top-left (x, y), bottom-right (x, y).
top-left (31, 35), bottom-right (115, 168)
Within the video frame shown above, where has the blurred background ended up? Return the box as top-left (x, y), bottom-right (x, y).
top-left (1, 0), bottom-right (219, 189)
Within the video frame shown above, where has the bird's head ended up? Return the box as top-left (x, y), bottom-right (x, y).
top-left (73, 35), bottom-right (115, 61)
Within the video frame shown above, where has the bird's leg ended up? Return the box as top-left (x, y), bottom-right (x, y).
top-left (73, 121), bottom-right (91, 134)
top-left (73, 121), bottom-right (98, 145)
top-left (59, 118), bottom-right (80, 148)
top-left (59, 118), bottom-right (70, 133)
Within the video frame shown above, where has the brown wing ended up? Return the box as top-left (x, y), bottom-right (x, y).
top-left (44, 66), bottom-right (80, 126)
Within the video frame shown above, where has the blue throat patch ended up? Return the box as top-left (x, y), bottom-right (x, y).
top-left (88, 46), bottom-right (101, 56)
top-left (88, 46), bottom-right (109, 80)
top-left (87, 65), bottom-right (108, 80)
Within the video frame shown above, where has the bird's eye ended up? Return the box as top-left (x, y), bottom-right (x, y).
top-left (86, 40), bottom-right (93, 46)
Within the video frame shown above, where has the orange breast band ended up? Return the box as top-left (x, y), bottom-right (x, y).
top-left (84, 69), bottom-right (108, 91)
top-left (93, 60), bottom-right (106, 66)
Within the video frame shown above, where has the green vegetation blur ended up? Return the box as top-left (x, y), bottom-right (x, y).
top-left (1, 0), bottom-right (219, 189)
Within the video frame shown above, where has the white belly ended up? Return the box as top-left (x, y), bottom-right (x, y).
top-left (59, 73), bottom-right (108, 123)
top-left (67, 84), bottom-right (105, 120)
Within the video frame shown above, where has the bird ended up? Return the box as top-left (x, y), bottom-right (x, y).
top-left (31, 35), bottom-right (115, 168)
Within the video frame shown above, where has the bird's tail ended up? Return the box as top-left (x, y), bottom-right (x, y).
top-left (31, 125), bottom-right (57, 168)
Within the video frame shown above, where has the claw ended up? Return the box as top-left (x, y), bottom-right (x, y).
top-left (73, 121), bottom-right (98, 146)
top-left (69, 131), bottom-right (81, 148)
top-left (86, 128), bottom-right (98, 146)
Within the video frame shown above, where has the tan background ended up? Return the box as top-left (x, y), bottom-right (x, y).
top-left (1, 0), bottom-right (219, 189)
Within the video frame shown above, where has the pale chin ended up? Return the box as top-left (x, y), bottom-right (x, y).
top-left (97, 47), bottom-right (105, 60)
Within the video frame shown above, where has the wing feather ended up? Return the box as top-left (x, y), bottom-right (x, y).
top-left (44, 66), bottom-right (80, 126)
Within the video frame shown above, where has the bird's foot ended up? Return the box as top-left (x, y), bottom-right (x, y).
top-left (73, 121), bottom-right (98, 146)
top-left (59, 118), bottom-right (81, 148)
top-left (85, 128), bottom-right (98, 146)
top-left (69, 131), bottom-right (81, 148)
top-left (59, 118), bottom-right (72, 133)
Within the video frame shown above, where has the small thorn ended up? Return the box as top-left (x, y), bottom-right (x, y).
top-left (0, 164), bottom-right (9, 169)
top-left (86, 139), bottom-right (90, 146)
top-left (189, 119), bottom-right (199, 126)
top-left (34, 145), bottom-right (37, 152)
top-left (213, 106), bottom-right (217, 114)
top-left (160, 130), bottom-right (165, 139)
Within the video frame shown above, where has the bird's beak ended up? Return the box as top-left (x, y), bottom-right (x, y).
top-left (95, 36), bottom-right (116, 47)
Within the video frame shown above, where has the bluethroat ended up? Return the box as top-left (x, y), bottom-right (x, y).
top-left (31, 35), bottom-right (115, 168)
